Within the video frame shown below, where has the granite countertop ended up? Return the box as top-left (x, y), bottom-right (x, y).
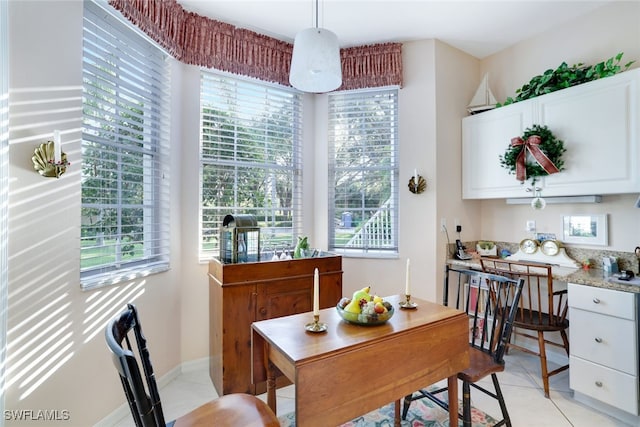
top-left (447, 257), bottom-right (640, 293)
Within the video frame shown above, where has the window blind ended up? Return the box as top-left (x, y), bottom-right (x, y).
top-left (328, 88), bottom-right (399, 255)
top-left (199, 72), bottom-right (303, 260)
top-left (81, 1), bottom-right (171, 289)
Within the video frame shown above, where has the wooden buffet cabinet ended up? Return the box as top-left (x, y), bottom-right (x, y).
top-left (208, 254), bottom-right (343, 395)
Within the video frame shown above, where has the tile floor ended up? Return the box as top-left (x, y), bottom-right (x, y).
top-left (110, 352), bottom-right (628, 426)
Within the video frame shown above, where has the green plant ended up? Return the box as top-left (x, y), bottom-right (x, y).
top-left (497, 52), bottom-right (635, 107)
top-left (499, 125), bottom-right (566, 186)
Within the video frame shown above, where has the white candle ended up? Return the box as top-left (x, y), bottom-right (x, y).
top-left (405, 258), bottom-right (411, 296)
top-left (53, 130), bottom-right (61, 163)
top-left (414, 168), bottom-right (418, 180)
top-left (313, 268), bottom-right (320, 316)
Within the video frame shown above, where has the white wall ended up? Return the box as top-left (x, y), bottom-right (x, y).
top-left (476, 1), bottom-right (640, 251)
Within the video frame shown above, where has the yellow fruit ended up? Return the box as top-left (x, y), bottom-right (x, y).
top-left (373, 295), bottom-right (383, 304)
top-left (344, 286), bottom-right (371, 314)
top-left (344, 299), bottom-right (361, 313)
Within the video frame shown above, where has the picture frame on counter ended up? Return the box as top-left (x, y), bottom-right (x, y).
top-left (562, 214), bottom-right (608, 246)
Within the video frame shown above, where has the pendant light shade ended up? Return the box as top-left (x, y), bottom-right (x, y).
top-left (289, 2), bottom-right (342, 93)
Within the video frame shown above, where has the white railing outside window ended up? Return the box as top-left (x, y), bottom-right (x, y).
top-left (81, 1), bottom-right (171, 289)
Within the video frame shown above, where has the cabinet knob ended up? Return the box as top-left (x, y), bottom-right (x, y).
top-left (259, 307), bottom-right (267, 316)
top-left (592, 298), bottom-right (600, 304)
top-left (595, 381), bottom-right (603, 388)
top-left (594, 337), bottom-right (603, 343)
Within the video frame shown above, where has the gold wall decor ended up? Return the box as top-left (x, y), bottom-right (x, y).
top-left (408, 174), bottom-right (426, 194)
top-left (32, 140), bottom-right (70, 178)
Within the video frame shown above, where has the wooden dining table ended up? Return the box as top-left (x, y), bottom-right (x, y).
top-left (251, 294), bottom-right (469, 427)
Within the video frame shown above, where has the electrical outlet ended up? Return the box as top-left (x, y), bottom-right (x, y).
top-left (526, 220), bottom-right (536, 233)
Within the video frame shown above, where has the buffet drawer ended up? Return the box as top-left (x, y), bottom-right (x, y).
top-left (568, 283), bottom-right (636, 319)
top-left (570, 355), bottom-right (638, 415)
top-left (569, 307), bottom-right (637, 375)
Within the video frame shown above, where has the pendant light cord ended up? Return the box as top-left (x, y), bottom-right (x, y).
top-left (315, 0), bottom-right (319, 28)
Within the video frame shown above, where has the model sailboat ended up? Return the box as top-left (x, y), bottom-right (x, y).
top-left (467, 73), bottom-right (498, 114)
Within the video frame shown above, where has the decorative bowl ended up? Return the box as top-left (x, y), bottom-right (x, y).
top-left (336, 303), bottom-right (394, 325)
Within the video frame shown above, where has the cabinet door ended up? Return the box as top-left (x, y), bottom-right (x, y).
top-left (540, 69), bottom-right (640, 196)
top-left (570, 355), bottom-right (639, 415)
top-left (256, 278), bottom-right (312, 320)
top-left (462, 100), bottom-right (535, 199)
top-left (570, 307), bottom-right (637, 375)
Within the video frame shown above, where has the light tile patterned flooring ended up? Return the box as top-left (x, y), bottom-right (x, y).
top-left (111, 352), bottom-right (628, 426)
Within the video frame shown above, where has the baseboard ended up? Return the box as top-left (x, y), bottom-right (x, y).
top-left (573, 391), bottom-right (640, 426)
top-left (94, 357), bottom-right (209, 427)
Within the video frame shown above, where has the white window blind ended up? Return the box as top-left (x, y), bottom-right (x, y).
top-left (81, 1), bottom-right (171, 289)
top-left (199, 72), bottom-right (303, 260)
top-left (328, 88), bottom-right (399, 255)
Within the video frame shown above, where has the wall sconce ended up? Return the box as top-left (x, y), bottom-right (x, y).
top-left (32, 130), bottom-right (70, 178)
top-left (408, 169), bottom-right (426, 194)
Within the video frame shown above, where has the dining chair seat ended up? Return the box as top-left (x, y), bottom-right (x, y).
top-left (460, 347), bottom-right (505, 383)
top-left (172, 394), bottom-right (279, 427)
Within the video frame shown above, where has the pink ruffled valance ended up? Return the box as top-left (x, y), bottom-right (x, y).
top-left (108, 0), bottom-right (402, 90)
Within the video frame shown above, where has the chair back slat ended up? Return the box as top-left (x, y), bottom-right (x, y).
top-left (480, 258), bottom-right (567, 329)
top-left (105, 304), bottom-right (167, 427)
top-left (444, 265), bottom-right (525, 364)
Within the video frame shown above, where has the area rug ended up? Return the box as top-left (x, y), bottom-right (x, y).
top-left (278, 397), bottom-right (498, 426)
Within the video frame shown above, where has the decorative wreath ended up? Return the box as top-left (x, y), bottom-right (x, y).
top-left (499, 124), bottom-right (566, 185)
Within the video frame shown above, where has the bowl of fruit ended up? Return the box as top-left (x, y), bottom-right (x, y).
top-left (336, 286), bottom-right (394, 325)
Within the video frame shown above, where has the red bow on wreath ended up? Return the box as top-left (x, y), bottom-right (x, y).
top-left (510, 135), bottom-right (560, 182)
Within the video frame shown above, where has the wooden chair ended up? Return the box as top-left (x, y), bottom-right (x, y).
top-left (105, 303), bottom-right (280, 427)
top-left (402, 265), bottom-right (525, 427)
top-left (480, 258), bottom-right (570, 398)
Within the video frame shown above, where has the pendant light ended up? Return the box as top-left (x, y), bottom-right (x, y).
top-left (289, 0), bottom-right (342, 93)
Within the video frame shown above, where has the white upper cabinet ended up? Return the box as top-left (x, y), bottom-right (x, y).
top-left (462, 68), bottom-right (640, 199)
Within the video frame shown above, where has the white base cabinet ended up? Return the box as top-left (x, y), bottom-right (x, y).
top-left (568, 283), bottom-right (640, 416)
top-left (462, 68), bottom-right (640, 199)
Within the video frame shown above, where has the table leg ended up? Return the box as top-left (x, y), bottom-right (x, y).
top-left (448, 375), bottom-right (458, 427)
top-left (263, 342), bottom-right (277, 414)
top-left (394, 399), bottom-right (400, 427)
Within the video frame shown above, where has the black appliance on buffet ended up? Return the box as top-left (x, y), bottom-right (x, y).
top-left (219, 214), bottom-right (260, 263)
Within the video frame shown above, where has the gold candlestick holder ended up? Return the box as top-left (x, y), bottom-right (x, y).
top-left (305, 314), bottom-right (327, 333)
top-left (399, 294), bottom-right (418, 309)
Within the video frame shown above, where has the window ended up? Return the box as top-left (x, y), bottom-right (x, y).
top-left (199, 72), bottom-right (303, 260)
top-left (328, 88), bottom-right (399, 256)
top-left (81, 1), bottom-right (171, 289)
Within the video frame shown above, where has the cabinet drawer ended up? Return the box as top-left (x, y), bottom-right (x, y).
top-left (568, 283), bottom-right (636, 320)
top-left (570, 355), bottom-right (638, 415)
top-left (569, 307), bottom-right (637, 375)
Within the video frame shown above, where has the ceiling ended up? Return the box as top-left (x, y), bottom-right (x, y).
top-left (177, 0), bottom-right (613, 59)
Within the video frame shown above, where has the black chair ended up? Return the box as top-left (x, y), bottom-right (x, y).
top-left (105, 303), bottom-right (280, 427)
top-left (402, 265), bottom-right (525, 427)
